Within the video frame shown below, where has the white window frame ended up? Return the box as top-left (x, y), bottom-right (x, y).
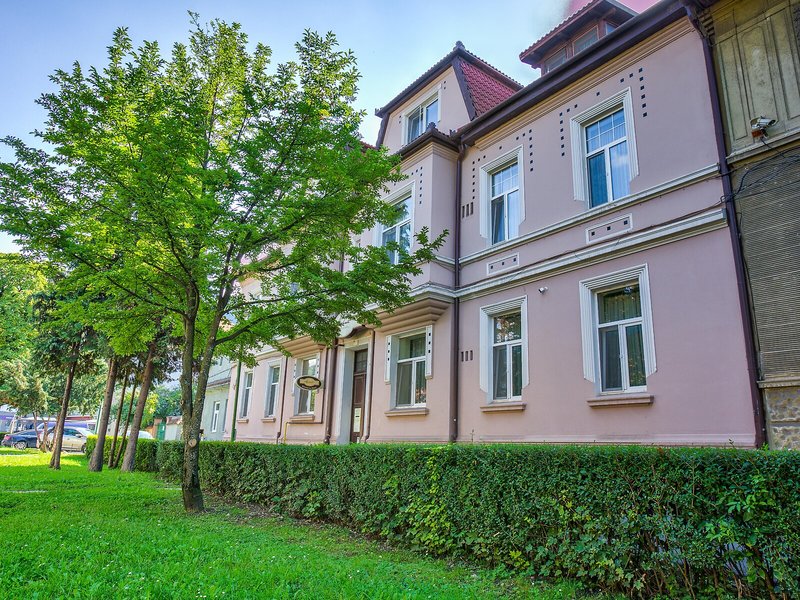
top-left (295, 355), bottom-right (319, 415)
top-left (264, 361), bottom-right (281, 418)
top-left (392, 331), bottom-right (428, 408)
top-left (403, 89), bottom-right (441, 145)
top-left (239, 371), bottom-right (253, 418)
top-left (479, 296), bottom-right (529, 402)
top-left (579, 264), bottom-right (656, 391)
top-left (385, 326), bottom-right (433, 403)
top-left (479, 147), bottom-right (525, 245)
top-left (375, 181), bottom-right (415, 258)
top-left (570, 88), bottom-right (638, 207)
top-left (381, 195), bottom-right (413, 264)
top-left (211, 401), bottom-right (221, 433)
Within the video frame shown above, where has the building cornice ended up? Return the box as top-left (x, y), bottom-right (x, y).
top-left (457, 208), bottom-right (727, 301)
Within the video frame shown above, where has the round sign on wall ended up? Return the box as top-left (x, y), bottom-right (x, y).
top-left (296, 376), bottom-right (322, 391)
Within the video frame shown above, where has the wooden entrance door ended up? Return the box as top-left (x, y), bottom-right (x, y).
top-left (350, 350), bottom-right (368, 443)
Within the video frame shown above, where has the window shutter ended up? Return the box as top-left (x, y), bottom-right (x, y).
top-left (425, 325), bottom-right (433, 378)
top-left (385, 336), bottom-right (393, 383)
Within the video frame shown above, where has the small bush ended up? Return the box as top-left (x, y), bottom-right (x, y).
top-left (125, 441), bottom-right (800, 598)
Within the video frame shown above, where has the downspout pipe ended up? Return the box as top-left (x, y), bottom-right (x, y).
top-left (230, 358), bottom-right (242, 442)
top-left (323, 344), bottom-right (339, 444)
top-left (363, 328), bottom-right (377, 443)
top-left (449, 142), bottom-right (466, 442)
top-left (682, 0), bottom-right (766, 447)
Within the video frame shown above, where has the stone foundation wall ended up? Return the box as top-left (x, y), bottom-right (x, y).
top-left (763, 381), bottom-right (800, 449)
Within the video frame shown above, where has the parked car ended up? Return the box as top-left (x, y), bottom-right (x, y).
top-left (1, 426), bottom-right (91, 452)
top-left (2, 429), bottom-right (41, 450)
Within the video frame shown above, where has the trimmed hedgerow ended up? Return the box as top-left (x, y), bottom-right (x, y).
top-left (145, 441), bottom-right (800, 598)
top-left (84, 435), bottom-right (158, 472)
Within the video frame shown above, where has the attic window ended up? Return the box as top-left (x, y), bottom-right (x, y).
top-left (405, 94), bottom-right (439, 144)
top-left (573, 27), bottom-right (599, 54)
top-left (542, 48), bottom-right (568, 74)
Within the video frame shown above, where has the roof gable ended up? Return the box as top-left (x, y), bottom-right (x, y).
top-left (375, 42), bottom-right (522, 147)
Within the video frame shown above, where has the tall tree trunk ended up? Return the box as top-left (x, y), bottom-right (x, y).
top-left (32, 412), bottom-right (40, 449)
top-left (89, 357), bottom-right (119, 472)
top-left (108, 372), bottom-right (131, 467)
top-left (112, 380), bottom-right (136, 468)
top-left (180, 304), bottom-right (204, 512)
top-left (121, 342), bottom-right (156, 472)
top-left (50, 353), bottom-right (78, 470)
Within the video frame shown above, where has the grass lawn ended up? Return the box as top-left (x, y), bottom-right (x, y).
top-left (0, 449), bottom-right (606, 599)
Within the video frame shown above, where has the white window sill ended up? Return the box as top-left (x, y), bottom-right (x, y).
top-left (261, 417), bottom-right (276, 423)
top-left (236, 418), bottom-right (249, 423)
top-left (289, 414), bottom-right (315, 423)
top-left (587, 393), bottom-right (653, 407)
top-left (385, 406), bottom-right (429, 417)
top-left (480, 401), bottom-right (526, 413)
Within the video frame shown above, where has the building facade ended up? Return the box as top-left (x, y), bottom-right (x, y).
top-left (706, 0), bottom-right (800, 448)
top-left (220, 0), bottom-right (767, 448)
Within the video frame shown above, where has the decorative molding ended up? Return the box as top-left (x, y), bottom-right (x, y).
top-left (385, 407), bottom-right (429, 417)
top-left (486, 253), bottom-right (520, 276)
top-left (288, 414), bottom-right (315, 423)
top-left (480, 401), bottom-right (527, 412)
top-left (459, 208), bottom-right (726, 301)
top-left (460, 163), bottom-right (719, 265)
top-left (587, 393), bottom-right (654, 407)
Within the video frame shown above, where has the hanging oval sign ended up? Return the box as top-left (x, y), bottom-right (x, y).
top-left (296, 376), bottom-right (323, 391)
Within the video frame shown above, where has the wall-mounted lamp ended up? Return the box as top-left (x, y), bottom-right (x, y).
top-left (538, 286), bottom-right (548, 294)
top-left (751, 116), bottom-right (776, 138)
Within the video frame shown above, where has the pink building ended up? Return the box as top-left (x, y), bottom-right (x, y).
top-left (218, 0), bottom-right (762, 448)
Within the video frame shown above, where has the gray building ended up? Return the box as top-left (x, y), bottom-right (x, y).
top-left (707, 0), bottom-right (800, 448)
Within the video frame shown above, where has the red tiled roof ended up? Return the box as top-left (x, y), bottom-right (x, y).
top-left (375, 42), bottom-right (522, 120)
top-left (458, 59), bottom-right (519, 116)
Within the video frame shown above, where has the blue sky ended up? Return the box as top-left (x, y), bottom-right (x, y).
top-left (0, 0), bottom-right (580, 253)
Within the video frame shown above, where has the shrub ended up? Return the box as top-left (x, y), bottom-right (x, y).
top-left (84, 435), bottom-right (158, 471)
top-left (122, 441), bottom-right (800, 598)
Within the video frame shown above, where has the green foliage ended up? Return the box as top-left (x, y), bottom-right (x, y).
top-left (0, 253), bottom-right (46, 362)
top-left (142, 441), bottom-right (800, 599)
top-left (0, 451), bottom-right (579, 599)
top-left (0, 16), bottom-right (445, 506)
top-left (85, 435), bottom-right (157, 471)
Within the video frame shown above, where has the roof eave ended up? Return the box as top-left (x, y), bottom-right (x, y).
top-left (396, 127), bottom-right (459, 160)
top-left (460, 0), bottom-right (687, 146)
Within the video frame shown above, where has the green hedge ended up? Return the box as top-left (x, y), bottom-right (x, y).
top-left (117, 440), bottom-right (800, 598)
top-left (84, 435), bottom-right (158, 472)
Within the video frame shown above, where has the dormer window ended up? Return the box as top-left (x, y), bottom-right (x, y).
top-left (405, 94), bottom-right (439, 144)
top-left (542, 48), bottom-right (568, 74)
top-left (519, 0), bottom-right (636, 73)
top-left (573, 27), bottom-right (599, 54)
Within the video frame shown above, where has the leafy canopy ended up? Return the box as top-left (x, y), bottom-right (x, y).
top-left (0, 15), bottom-right (442, 360)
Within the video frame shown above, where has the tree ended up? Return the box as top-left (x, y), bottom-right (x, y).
top-left (0, 17), bottom-right (443, 509)
top-left (31, 286), bottom-right (102, 469)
